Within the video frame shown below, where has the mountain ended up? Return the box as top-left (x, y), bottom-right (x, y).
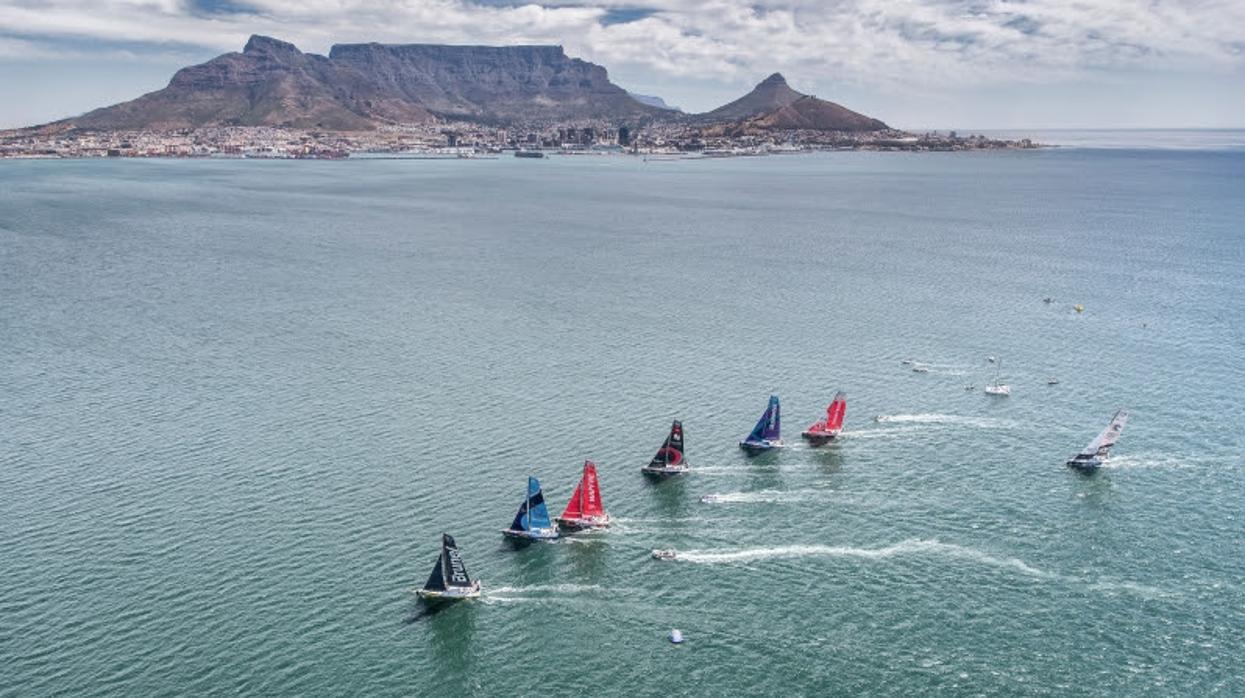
top-left (56, 35), bottom-right (663, 130)
top-left (69, 36), bottom-right (430, 131)
top-left (627, 92), bottom-right (680, 112)
top-left (328, 42), bottom-right (661, 123)
top-left (697, 73), bottom-right (887, 131)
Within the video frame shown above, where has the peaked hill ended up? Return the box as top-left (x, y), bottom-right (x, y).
top-left (697, 73), bottom-right (887, 131)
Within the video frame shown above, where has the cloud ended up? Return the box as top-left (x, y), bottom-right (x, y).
top-left (0, 0), bottom-right (1242, 92)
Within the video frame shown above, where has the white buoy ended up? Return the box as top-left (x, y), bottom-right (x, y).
top-left (669, 629), bottom-right (684, 644)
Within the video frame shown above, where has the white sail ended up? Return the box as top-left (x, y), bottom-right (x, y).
top-left (1077, 410), bottom-right (1129, 459)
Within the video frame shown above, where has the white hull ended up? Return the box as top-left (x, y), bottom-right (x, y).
top-left (641, 464), bottom-right (691, 476)
top-left (984, 385), bottom-right (1011, 396)
top-left (416, 581), bottom-right (482, 600)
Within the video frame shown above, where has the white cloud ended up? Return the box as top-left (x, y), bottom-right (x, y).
top-left (0, 0), bottom-right (1242, 92)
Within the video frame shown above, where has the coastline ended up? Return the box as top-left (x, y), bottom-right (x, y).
top-left (0, 124), bottom-right (1040, 160)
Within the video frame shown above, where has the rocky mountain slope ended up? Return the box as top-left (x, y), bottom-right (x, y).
top-left (57, 35), bottom-right (662, 130)
top-left (696, 73), bottom-right (887, 131)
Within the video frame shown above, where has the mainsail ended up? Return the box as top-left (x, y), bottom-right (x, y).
top-left (509, 476), bottom-right (552, 532)
top-left (1076, 410), bottom-right (1130, 460)
top-left (560, 460), bottom-right (604, 520)
top-left (824, 391), bottom-right (846, 432)
top-left (424, 533), bottom-right (475, 591)
top-left (649, 421), bottom-right (686, 467)
top-left (746, 395), bottom-right (781, 442)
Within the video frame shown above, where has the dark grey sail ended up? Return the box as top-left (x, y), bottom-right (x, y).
top-left (439, 534), bottom-right (475, 589)
top-left (649, 420), bottom-right (686, 467)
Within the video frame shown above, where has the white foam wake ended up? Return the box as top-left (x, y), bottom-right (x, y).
top-left (1097, 453), bottom-right (1200, 470)
top-left (482, 583), bottom-right (605, 604)
top-left (699, 490), bottom-right (818, 504)
top-left (672, 539), bottom-right (1050, 578)
top-left (488, 584), bottom-right (602, 595)
top-left (871, 413), bottom-right (1017, 429)
top-left (665, 540), bottom-right (1174, 598)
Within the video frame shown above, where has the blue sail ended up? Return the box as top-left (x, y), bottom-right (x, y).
top-left (509, 476), bottom-right (551, 532)
top-left (746, 395), bottom-right (781, 442)
top-left (526, 476), bottom-right (553, 530)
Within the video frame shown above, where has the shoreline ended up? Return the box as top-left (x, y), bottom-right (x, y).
top-left (0, 125), bottom-right (1040, 160)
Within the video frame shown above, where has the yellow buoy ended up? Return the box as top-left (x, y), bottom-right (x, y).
top-left (1074, 304), bottom-right (1085, 313)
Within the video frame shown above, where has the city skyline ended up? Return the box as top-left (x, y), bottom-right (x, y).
top-left (2, 0), bottom-right (1244, 130)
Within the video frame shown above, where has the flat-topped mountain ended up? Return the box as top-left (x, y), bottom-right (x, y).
top-left (696, 73), bottom-right (887, 131)
top-left (41, 37), bottom-right (889, 134)
top-left (55, 35), bottom-right (663, 130)
top-left (68, 36), bottom-right (429, 131)
top-left (327, 42), bottom-right (662, 123)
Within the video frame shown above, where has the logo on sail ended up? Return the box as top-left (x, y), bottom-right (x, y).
top-left (447, 548), bottom-right (468, 584)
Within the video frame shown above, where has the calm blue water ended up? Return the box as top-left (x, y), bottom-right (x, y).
top-left (2, 144), bottom-right (1243, 695)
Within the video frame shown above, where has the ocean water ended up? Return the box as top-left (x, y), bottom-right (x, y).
top-left (2, 144), bottom-right (1243, 696)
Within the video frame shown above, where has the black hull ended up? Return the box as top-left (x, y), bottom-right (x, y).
top-left (801, 433), bottom-right (838, 446)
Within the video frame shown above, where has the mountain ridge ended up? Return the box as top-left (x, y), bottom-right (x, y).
top-left (57, 35), bottom-right (663, 130)
top-left (41, 36), bottom-right (890, 133)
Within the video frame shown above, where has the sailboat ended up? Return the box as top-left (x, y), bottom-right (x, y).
top-left (555, 460), bottom-right (611, 531)
top-left (501, 476), bottom-right (559, 541)
top-left (641, 420), bottom-right (690, 476)
top-left (739, 394), bottom-right (784, 453)
top-left (416, 533), bottom-right (481, 600)
top-left (801, 391), bottom-right (846, 446)
top-left (1066, 410), bottom-right (1129, 472)
top-left (984, 359), bottom-right (1011, 396)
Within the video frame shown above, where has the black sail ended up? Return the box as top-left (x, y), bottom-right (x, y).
top-left (423, 542), bottom-right (447, 592)
top-left (649, 420), bottom-right (685, 467)
top-left (440, 533), bottom-right (475, 588)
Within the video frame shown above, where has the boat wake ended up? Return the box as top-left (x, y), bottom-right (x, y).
top-left (699, 489), bottom-right (819, 504)
top-left (871, 413), bottom-right (1017, 429)
top-left (670, 539), bottom-right (1047, 574)
top-left (483, 583), bottom-right (605, 604)
top-left (1097, 453), bottom-right (1198, 470)
top-left (663, 539), bottom-right (1173, 598)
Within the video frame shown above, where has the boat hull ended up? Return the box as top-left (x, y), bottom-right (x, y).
top-left (555, 515), bottom-right (611, 532)
top-left (416, 581), bottom-right (482, 601)
top-left (501, 527), bottom-right (559, 541)
top-left (800, 431), bottom-right (840, 446)
top-left (1066, 458), bottom-right (1102, 473)
top-left (739, 439), bottom-right (783, 454)
top-left (641, 464), bottom-right (691, 477)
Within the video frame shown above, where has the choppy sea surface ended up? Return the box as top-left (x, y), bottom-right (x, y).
top-left (2, 137), bottom-right (1243, 695)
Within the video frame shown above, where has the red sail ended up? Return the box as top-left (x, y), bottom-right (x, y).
top-left (580, 461), bottom-right (605, 517)
top-left (826, 392), bottom-right (847, 431)
top-left (560, 479), bottom-right (584, 520)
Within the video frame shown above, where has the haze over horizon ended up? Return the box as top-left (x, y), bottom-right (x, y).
top-left (1, 0), bottom-right (1243, 130)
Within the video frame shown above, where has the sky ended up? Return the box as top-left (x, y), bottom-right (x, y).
top-left (1, 0), bottom-right (1244, 130)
